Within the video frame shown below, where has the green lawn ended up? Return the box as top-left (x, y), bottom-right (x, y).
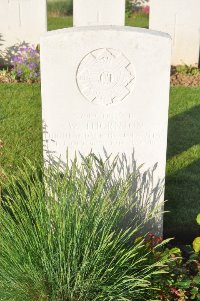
top-left (165, 87), bottom-right (200, 242)
top-left (48, 16), bottom-right (73, 31)
top-left (47, 13), bottom-right (149, 31)
top-left (1, 84), bottom-right (200, 242)
top-left (0, 84), bottom-right (42, 177)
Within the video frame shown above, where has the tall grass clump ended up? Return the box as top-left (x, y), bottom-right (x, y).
top-left (47, 0), bottom-right (73, 17)
top-left (0, 155), bottom-right (169, 301)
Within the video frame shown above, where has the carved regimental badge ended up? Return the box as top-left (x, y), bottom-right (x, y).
top-left (76, 48), bottom-right (135, 106)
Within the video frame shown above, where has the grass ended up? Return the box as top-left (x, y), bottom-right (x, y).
top-left (0, 84), bottom-right (42, 178)
top-left (126, 12), bottom-right (149, 28)
top-left (1, 84), bottom-right (200, 242)
top-left (47, 13), bottom-right (149, 31)
top-left (48, 16), bottom-right (73, 31)
top-left (0, 156), bottom-right (169, 301)
top-left (165, 87), bottom-right (200, 242)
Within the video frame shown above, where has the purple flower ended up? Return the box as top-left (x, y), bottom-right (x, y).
top-left (29, 62), bottom-right (36, 70)
top-left (17, 69), bottom-right (22, 76)
top-left (11, 45), bottom-right (40, 81)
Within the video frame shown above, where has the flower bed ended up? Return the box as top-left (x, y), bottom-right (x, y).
top-left (0, 45), bottom-right (40, 83)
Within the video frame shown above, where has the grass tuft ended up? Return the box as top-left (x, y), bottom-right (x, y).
top-left (0, 155), bottom-right (168, 301)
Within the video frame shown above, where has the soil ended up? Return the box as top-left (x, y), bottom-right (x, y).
top-left (171, 67), bottom-right (200, 87)
top-left (1, 67), bottom-right (200, 86)
top-left (0, 73), bottom-right (17, 83)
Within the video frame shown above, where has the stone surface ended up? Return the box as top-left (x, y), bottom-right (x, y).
top-left (0, 0), bottom-right (47, 65)
top-left (73, 0), bottom-right (125, 26)
top-left (76, 48), bottom-right (135, 106)
top-left (149, 0), bottom-right (200, 66)
top-left (41, 26), bottom-right (171, 234)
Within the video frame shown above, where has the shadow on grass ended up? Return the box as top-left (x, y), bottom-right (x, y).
top-left (164, 160), bottom-right (200, 244)
top-left (164, 104), bottom-right (200, 243)
top-left (167, 104), bottom-right (200, 159)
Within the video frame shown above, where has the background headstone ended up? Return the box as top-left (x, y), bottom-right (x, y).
top-left (73, 0), bottom-right (125, 26)
top-left (41, 26), bottom-right (171, 234)
top-left (0, 0), bottom-right (47, 65)
top-left (149, 0), bottom-right (200, 66)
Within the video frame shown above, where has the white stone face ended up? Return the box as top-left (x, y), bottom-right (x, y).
top-left (149, 0), bottom-right (200, 66)
top-left (73, 0), bottom-right (125, 26)
top-left (0, 0), bottom-right (47, 64)
top-left (41, 26), bottom-right (171, 234)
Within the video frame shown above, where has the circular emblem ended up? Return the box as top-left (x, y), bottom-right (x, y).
top-left (76, 48), bottom-right (135, 106)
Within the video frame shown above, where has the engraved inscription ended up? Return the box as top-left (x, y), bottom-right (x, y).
top-left (76, 48), bottom-right (135, 106)
top-left (47, 113), bottom-right (163, 151)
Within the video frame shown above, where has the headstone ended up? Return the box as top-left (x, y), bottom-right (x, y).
top-left (0, 0), bottom-right (47, 65)
top-left (41, 25), bottom-right (171, 235)
top-left (73, 0), bottom-right (125, 26)
top-left (149, 0), bottom-right (200, 66)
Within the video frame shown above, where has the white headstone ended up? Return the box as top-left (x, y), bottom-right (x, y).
top-left (41, 26), bottom-right (171, 234)
top-left (149, 0), bottom-right (200, 66)
top-left (73, 0), bottom-right (125, 26)
top-left (0, 0), bottom-right (47, 64)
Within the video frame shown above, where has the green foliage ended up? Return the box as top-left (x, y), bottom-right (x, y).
top-left (176, 65), bottom-right (200, 76)
top-left (158, 213), bottom-right (200, 300)
top-left (125, 0), bottom-right (150, 23)
top-left (193, 237), bottom-right (200, 253)
top-left (193, 214), bottom-right (200, 253)
top-left (126, 0), bottom-right (133, 18)
top-left (197, 213), bottom-right (200, 225)
top-left (150, 243), bottom-right (200, 300)
top-left (0, 156), bottom-right (170, 301)
top-left (47, 0), bottom-right (73, 16)
top-left (129, 235), bottom-right (200, 300)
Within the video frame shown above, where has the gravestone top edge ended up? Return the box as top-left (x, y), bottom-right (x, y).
top-left (41, 26), bottom-right (171, 40)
